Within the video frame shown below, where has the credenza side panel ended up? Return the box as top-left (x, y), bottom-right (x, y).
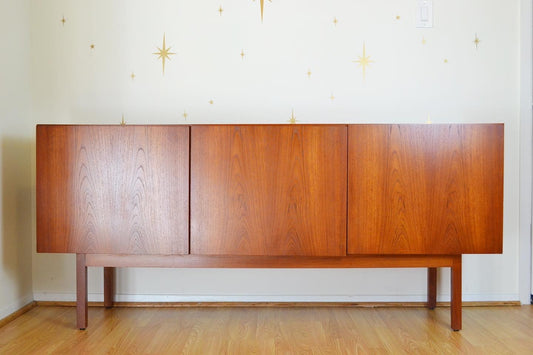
top-left (348, 124), bottom-right (504, 255)
top-left (190, 125), bottom-right (347, 256)
top-left (37, 125), bottom-right (190, 254)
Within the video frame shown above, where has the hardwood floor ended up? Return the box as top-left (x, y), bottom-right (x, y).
top-left (0, 305), bottom-right (531, 354)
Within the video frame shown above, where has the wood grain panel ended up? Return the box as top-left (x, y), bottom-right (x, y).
top-left (37, 125), bottom-right (190, 254)
top-left (191, 125), bottom-right (347, 256)
top-left (348, 124), bottom-right (503, 254)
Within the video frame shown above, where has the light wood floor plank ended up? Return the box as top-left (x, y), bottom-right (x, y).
top-left (0, 305), bottom-right (531, 354)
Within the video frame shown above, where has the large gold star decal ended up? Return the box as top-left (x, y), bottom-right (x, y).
top-left (153, 34), bottom-right (176, 75)
top-left (353, 43), bottom-right (374, 80)
top-left (254, 0), bottom-right (272, 22)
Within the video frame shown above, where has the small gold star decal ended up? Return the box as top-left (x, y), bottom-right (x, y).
top-left (353, 43), bottom-right (374, 80)
top-left (473, 33), bottom-right (481, 49)
top-left (444, 59), bottom-right (449, 63)
top-left (218, 5), bottom-right (223, 16)
top-left (90, 44), bottom-right (95, 50)
top-left (209, 100), bottom-right (214, 105)
top-left (240, 49), bottom-right (245, 60)
top-left (153, 34), bottom-right (176, 75)
top-left (183, 111), bottom-right (188, 120)
top-left (396, 15), bottom-right (401, 20)
top-left (333, 17), bottom-right (338, 26)
top-left (130, 72), bottom-right (136, 80)
top-left (288, 109), bottom-right (298, 124)
top-left (329, 93), bottom-right (335, 101)
top-left (61, 16), bottom-right (66, 26)
top-left (307, 69), bottom-right (312, 79)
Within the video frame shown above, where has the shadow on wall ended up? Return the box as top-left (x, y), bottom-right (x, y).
top-left (1, 137), bottom-right (34, 301)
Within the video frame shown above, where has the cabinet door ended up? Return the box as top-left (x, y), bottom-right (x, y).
top-left (348, 124), bottom-right (503, 255)
top-left (37, 125), bottom-right (190, 255)
top-left (191, 125), bottom-right (347, 256)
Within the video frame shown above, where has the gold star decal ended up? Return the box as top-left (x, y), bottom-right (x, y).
top-left (240, 49), bottom-right (245, 60)
top-left (218, 6), bottom-right (224, 16)
top-left (333, 17), bottom-right (338, 26)
top-left (61, 16), bottom-right (66, 26)
top-left (130, 72), bottom-right (136, 80)
top-left (209, 100), bottom-right (214, 105)
top-left (153, 34), bottom-right (176, 75)
top-left (330, 93), bottom-right (335, 101)
top-left (353, 43), bottom-right (374, 80)
top-left (444, 59), bottom-right (449, 63)
top-left (307, 69), bottom-right (312, 79)
top-left (183, 111), bottom-right (188, 120)
top-left (396, 15), bottom-right (401, 20)
top-left (473, 34), bottom-right (481, 49)
top-left (255, 0), bottom-right (272, 22)
top-left (90, 44), bottom-right (95, 50)
top-left (288, 109), bottom-right (298, 124)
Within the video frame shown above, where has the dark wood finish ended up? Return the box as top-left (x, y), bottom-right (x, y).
top-left (86, 254), bottom-right (457, 269)
top-left (36, 125), bottom-right (190, 255)
top-left (76, 254), bottom-right (88, 330)
top-left (103, 267), bottom-right (115, 308)
top-left (191, 125), bottom-right (347, 256)
top-left (427, 267), bottom-right (437, 309)
top-left (348, 124), bottom-right (504, 255)
top-left (35, 124), bottom-right (504, 331)
top-left (451, 255), bottom-right (462, 331)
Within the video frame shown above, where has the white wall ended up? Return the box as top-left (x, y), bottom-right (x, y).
top-left (519, 0), bottom-right (532, 304)
top-left (0, 0), bottom-right (34, 319)
top-left (31, 0), bottom-right (522, 303)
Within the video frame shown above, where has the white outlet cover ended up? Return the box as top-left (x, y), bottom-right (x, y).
top-left (416, 0), bottom-right (433, 28)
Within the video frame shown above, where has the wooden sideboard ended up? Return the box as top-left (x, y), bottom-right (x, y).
top-left (36, 124), bottom-right (504, 330)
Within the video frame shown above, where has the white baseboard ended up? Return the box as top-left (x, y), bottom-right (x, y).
top-left (0, 294), bottom-right (34, 320)
top-left (33, 292), bottom-right (520, 303)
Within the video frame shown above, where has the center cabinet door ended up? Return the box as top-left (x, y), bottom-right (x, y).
top-left (191, 125), bottom-right (347, 256)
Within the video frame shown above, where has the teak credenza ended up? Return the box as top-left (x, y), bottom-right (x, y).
top-left (36, 124), bottom-right (504, 330)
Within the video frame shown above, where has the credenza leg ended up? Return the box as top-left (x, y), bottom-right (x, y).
top-left (104, 267), bottom-right (115, 308)
top-left (450, 255), bottom-right (462, 331)
top-left (76, 254), bottom-right (88, 330)
top-left (427, 267), bottom-right (437, 310)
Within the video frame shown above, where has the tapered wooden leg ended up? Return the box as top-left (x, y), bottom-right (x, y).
top-left (451, 255), bottom-right (462, 331)
top-left (104, 267), bottom-right (115, 308)
top-left (76, 254), bottom-right (88, 330)
top-left (427, 267), bottom-right (437, 310)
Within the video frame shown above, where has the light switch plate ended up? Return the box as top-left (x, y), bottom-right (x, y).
top-left (416, 0), bottom-right (433, 28)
